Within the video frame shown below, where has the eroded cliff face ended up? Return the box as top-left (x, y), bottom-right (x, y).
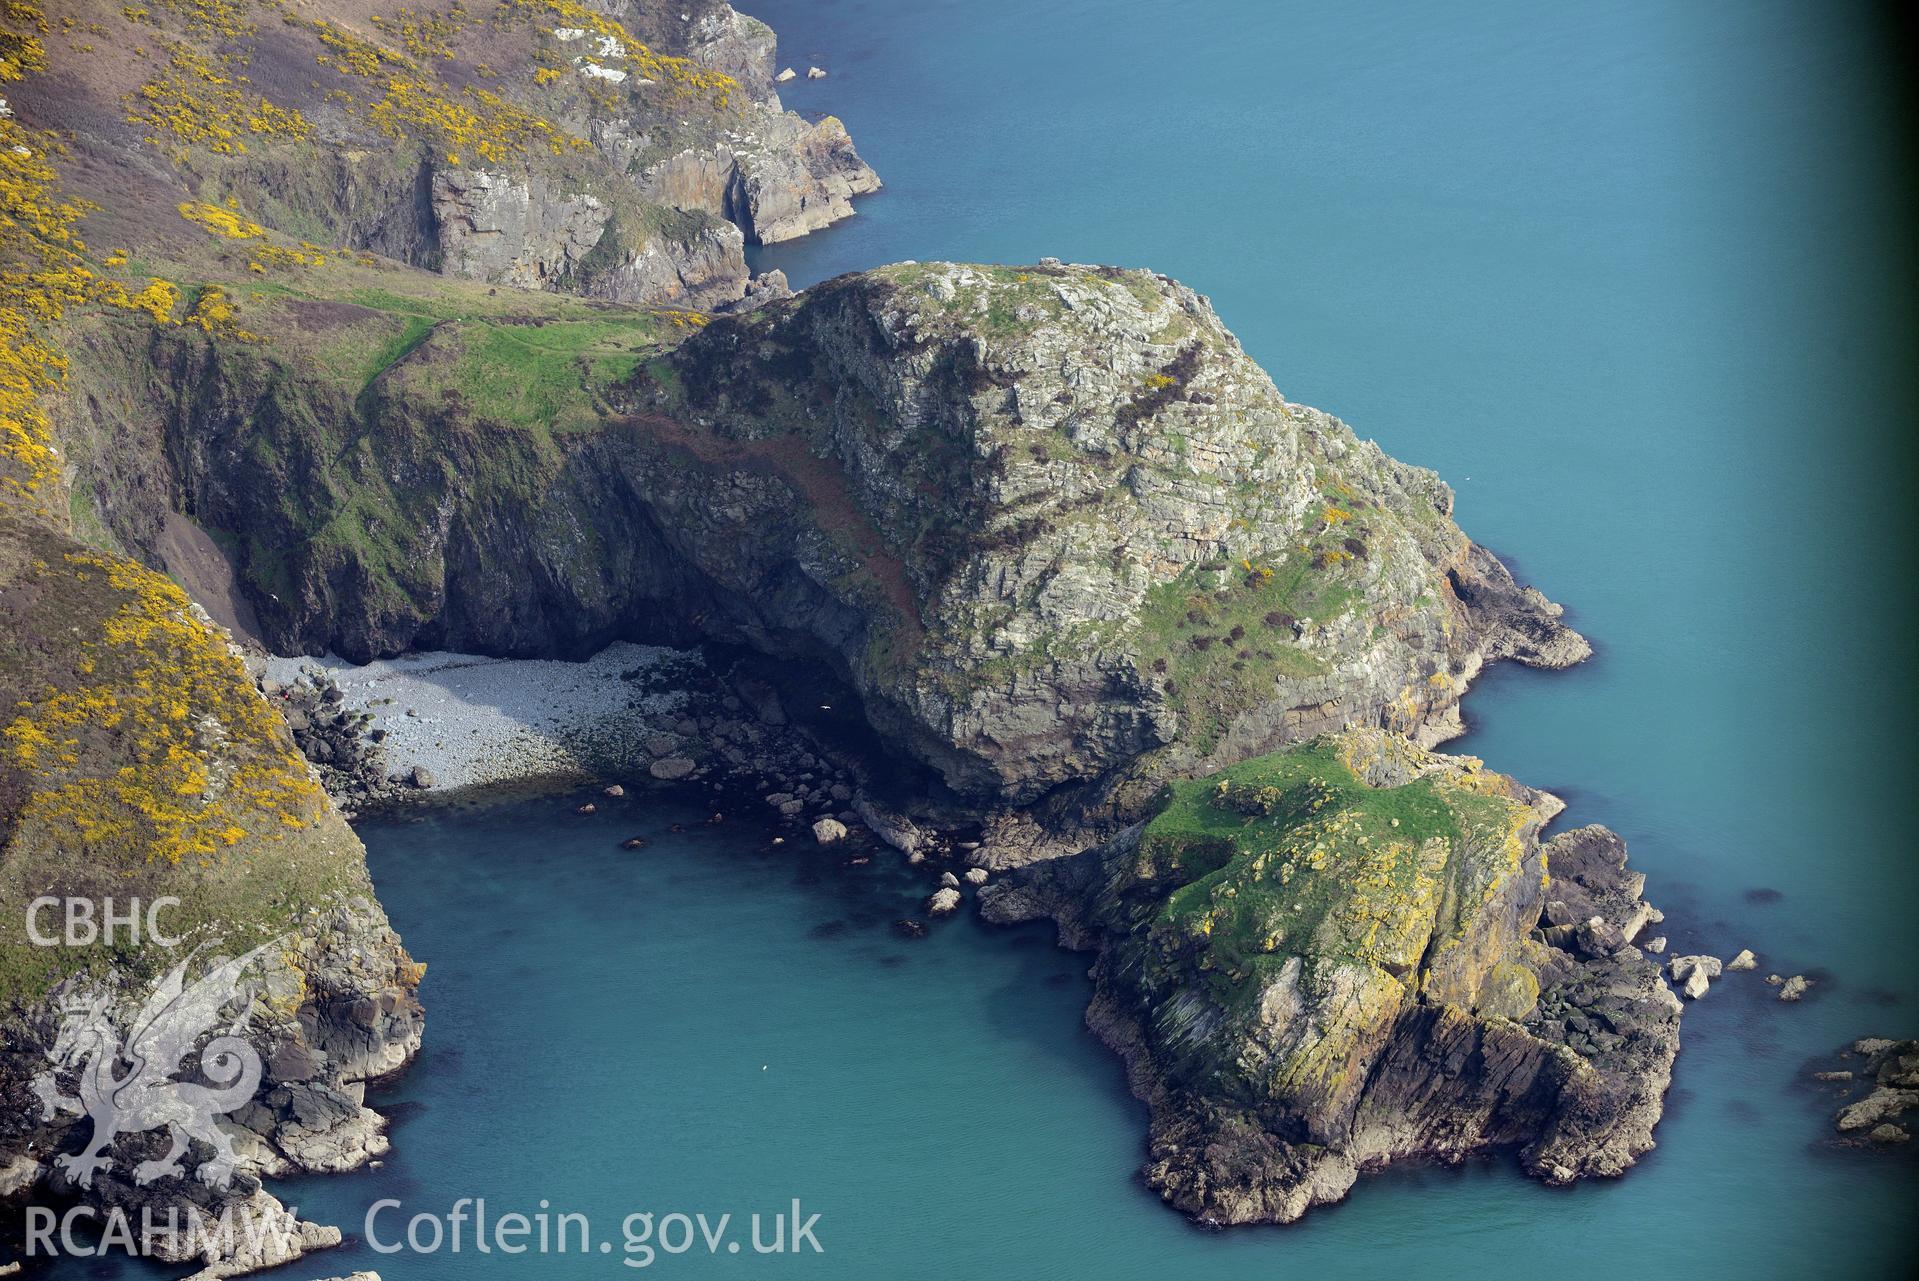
top-left (8, 0), bottom-right (871, 313)
top-left (61, 261), bottom-right (1583, 815)
top-left (980, 729), bottom-right (1680, 1224)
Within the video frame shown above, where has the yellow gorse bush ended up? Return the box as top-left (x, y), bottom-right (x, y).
top-left (0, 0), bottom-right (46, 84)
top-left (151, 0), bottom-right (253, 41)
top-left (309, 17), bottom-right (588, 164)
top-left (5, 552), bottom-right (324, 865)
top-left (0, 0), bottom-right (89, 511)
top-left (370, 2), bottom-right (468, 61)
top-left (177, 200), bottom-right (326, 274)
top-left (127, 40), bottom-right (312, 157)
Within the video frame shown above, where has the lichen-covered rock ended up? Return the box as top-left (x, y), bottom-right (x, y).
top-left (980, 729), bottom-right (1678, 1225)
top-left (655, 263), bottom-right (1588, 804)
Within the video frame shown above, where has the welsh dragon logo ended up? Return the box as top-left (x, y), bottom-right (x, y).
top-left (31, 940), bottom-right (283, 1191)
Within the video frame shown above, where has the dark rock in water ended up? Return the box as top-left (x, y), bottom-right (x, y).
top-left (1745, 887), bottom-right (1784, 904)
top-left (621, 837), bottom-right (648, 851)
top-left (1825, 1040), bottom-right (1919, 1144)
top-left (979, 730), bottom-right (1680, 1226)
top-left (893, 919), bottom-right (928, 939)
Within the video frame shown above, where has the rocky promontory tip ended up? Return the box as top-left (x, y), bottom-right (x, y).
top-left (981, 729), bottom-right (1677, 1225)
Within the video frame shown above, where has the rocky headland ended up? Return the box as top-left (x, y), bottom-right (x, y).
top-left (0, 0), bottom-right (1683, 1260)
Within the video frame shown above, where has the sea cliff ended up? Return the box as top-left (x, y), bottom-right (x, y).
top-left (0, 0), bottom-right (1680, 1252)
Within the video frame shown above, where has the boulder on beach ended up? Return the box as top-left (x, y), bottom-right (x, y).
top-left (409, 765), bottom-right (435, 790)
top-left (649, 757), bottom-right (697, 781)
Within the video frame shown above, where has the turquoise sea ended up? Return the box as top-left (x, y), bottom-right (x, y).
top-left (47, 1), bottom-right (1919, 1276)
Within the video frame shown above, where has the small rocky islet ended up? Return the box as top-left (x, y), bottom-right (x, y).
top-left (0, 0), bottom-right (1897, 1275)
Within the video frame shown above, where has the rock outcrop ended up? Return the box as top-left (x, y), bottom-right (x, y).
top-left (638, 111), bottom-right (883, 244)
top-left (1819, 1039), bottom-right (1919, 1145)
top-left (981, 729), bottom-right (1679, 1224)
